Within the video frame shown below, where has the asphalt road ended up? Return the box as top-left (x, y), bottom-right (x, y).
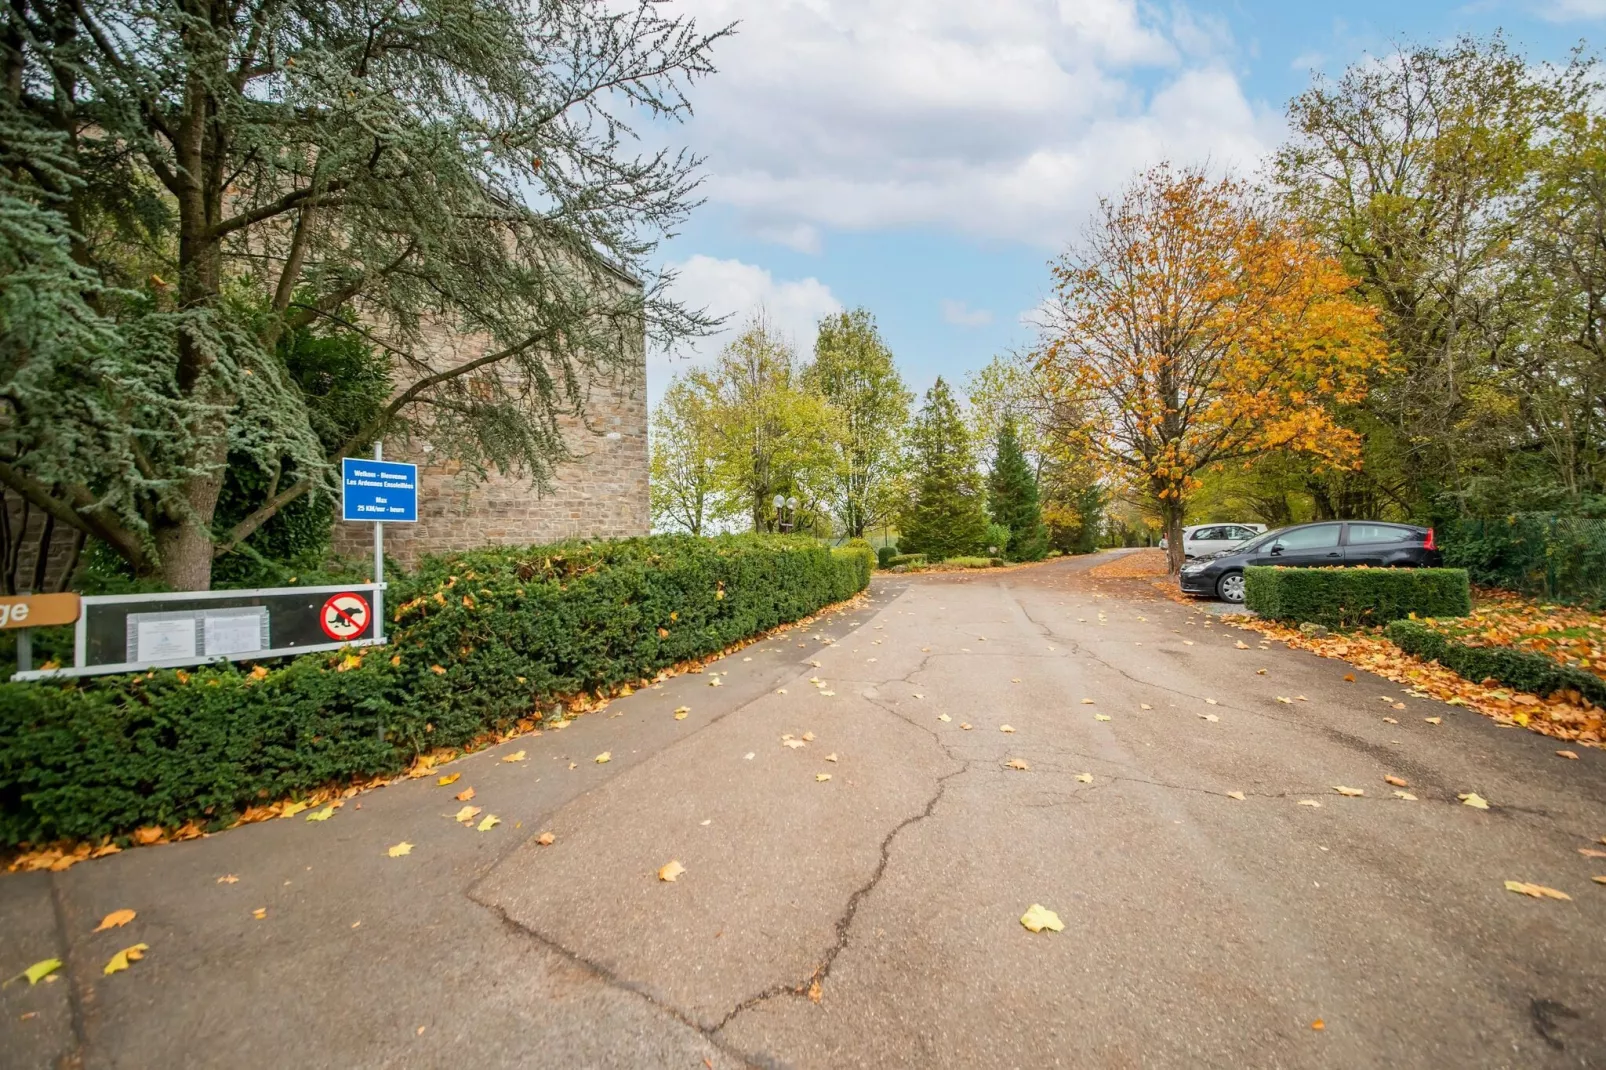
top-left (4, 551), bottom-right (1605, 1069)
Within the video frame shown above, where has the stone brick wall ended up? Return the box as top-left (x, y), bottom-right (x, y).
top-left (331, 314), bottom-right (649, 569)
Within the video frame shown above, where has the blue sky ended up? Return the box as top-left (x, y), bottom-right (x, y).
top-left (647, 0), bottom-right (1606, 405)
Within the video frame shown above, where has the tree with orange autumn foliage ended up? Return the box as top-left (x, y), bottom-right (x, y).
top-left (1037, 165), bottom-right (1388, 574)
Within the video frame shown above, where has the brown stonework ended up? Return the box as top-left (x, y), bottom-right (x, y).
top-left (330, 323), bottom-right (649, 569)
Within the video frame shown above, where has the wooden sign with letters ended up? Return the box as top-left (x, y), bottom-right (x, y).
top-left (0, 593), bottom-right (80, 629)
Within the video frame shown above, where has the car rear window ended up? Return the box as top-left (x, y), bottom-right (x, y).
top-left (1347, 524), bottom-right (1412, 545)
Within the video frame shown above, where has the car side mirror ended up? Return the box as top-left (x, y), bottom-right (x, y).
top-left (1269, 544), bottom-right (1283, 556)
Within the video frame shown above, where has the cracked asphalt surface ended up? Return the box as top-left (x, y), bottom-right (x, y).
top-left (5, 550), bottom-right (1606, 1068)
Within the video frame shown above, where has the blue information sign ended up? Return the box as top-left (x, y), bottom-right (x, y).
top-left (341, 458), bottom-right (419, 522)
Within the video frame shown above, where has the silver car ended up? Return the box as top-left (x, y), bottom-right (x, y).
top-left (1161, 523), bottom-right (1266, 559)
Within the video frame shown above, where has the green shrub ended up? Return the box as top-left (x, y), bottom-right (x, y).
top-left (1244, 566), bottom-right (1471, 628)
top-left (1439, 513), bottom-right (1606, 607)
top-left (886, 553), bottom-right (927, 568)
top-left (876, 545), bottom-right (897, 568)
top-left (1386, 620), bottom-right (1606, 707)
top-left (943, 556), bottom-right (1005, 569)
top-left (0, 534), bottom-right (870, 846)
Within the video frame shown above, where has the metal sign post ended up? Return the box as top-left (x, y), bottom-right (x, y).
top-left (340, 447), bottom-right (417, 739)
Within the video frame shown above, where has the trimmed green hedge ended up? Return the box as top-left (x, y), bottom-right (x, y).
top-left (0, 535), bottom-right (871, 846)
top-left (1385, 620), bottom-right (1606, 707)
top-left (886, 553), bottom-right (927, 568)
top-left (1244, 566), bottom-right (1471, 628)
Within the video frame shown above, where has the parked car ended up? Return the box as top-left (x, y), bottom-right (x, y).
top-left (1178, 521), bottom-right (1441, 603)
top-left (1160, 523), bottom-right (1267, 559)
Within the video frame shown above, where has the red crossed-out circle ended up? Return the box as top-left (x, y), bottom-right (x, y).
top-left (320, 592), bottom-right (371, 641)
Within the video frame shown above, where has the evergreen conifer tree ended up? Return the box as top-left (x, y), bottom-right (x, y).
top-left (899, 378), bottom-right (987, 559)
top-left (987, 417), bottom-right (1048, 561)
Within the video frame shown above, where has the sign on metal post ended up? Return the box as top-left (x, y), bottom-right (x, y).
top-left (341, 457), bottom-right (419, 522)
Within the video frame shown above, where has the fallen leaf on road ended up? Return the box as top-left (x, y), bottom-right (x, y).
top-left (455, 787), bottom-right (475, 801)
top-left (1020, 904), bottom-right (1064, 933)
top-left (1392, 702), bottom-right (1407, 710)
top-left (1298, 800), bottom-right (1322, 807)
top-left (709, 677), bottom-right (722, 687)
top-left (454, 805), bottom-right (482, 823)
top-left (1579, 848), bottom-right (1606, 859)
top-left (1505, 880), bottom-right (1570, 900)
top-left (93, 909), bottom-right (136, 932)
top-left (744, 752), bottom-right (755, 760)
top-left (1012, 678), bottom-right (1022, 683)
top-left (1594, 876), bottom-right (1606, 884)
top-left (815, 773), bottom-right (832, 782)
top-left (537, 832), bottom-right (555, 845)
top-left (1184, 640), bottom-right (1195, 646)
top-left (103, 944), bottom-right (148, 976)
top-left (594, 752), bottom-right (611, 764)
top-left (1081, 698), bottom-right (1095, 705)
top-left (388, 842), bottom-right (414, 857)
top-left (1235, 640), bottom-right (1249, 649)
top-left (825, 753), bottom-right (838, 762)
top-left (1205, 698), bottom-right (1217, 705)
top-left (1006, 759), bottom-right (1030, 770)
top-left (783, 738), bottom-right (806, 749)
top-left (658, 860), bottom-right (685, 882)
top-left (1000, 724), bottom-right (1015, 733)
top-left (476, 814), bottom-right (500, 832)
top-left (1393, 790), bottom-right (1417, 801)
top-left (1343, 674), bottom-right (1356, 683)
top-left (802, 731), bottom-right (815, 742)
top-left (674, 706), bottom-right (690, 720)
top-left (1076, 773), bottom-right (1093, 783)
top-left (1095, 714), bottom-right (1111, 721)
top-left (1424, 717), bottom-right (1442, 726)
top-left (1256, 669), bottom-right (1267, 675)
top-left (960, 722), bottom-right (973, 730)
top-left (437, 773), bottom-right (460, 787)
top-left (808, 979), bottom-right (822, 1004)
top-left (1459, 793), bottom-right (1489, 810)
top-left (216, 874), bottom-right (239, 884)
top-left (305, 805), bottom-right (335, 822)
top-left (1312, 1019), bottom-right (1325, 1031)
top-left (775, 689), bottom-right (787, 695)
top-left (252, 907), bottom-right (266, 920)
top-left (1557, 750), bottom-right (1579, 760)
top-left (821, 690), bottom-right (835, 697)
top-left (502, 751), bottom-right (526, 763)
top-left (1227, 791), bottom-right (1246, 800)
top-left (1199, 713), bottom-right (1219, 722)
top-left (568, 762), bottom-right (577, 769)
top-left (1383, 717), bottom-right (1398, 724)
top-left (1385, 775), bottom-right (1409, 787)
top-left (281, 801), bottom-right (309, 819)
top-left (8, 959), bottom-right (61, 986)
top-left (913, 693), bottom-right (924, 698)
top-left (1277, 696), bottom-right (1293, 704)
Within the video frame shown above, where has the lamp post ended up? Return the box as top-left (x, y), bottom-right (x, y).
top-left (772, 494), bottom-right (800, 533)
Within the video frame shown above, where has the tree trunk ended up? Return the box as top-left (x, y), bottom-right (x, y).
top-left (153, 459), bottom-right (227, 591)
top-left (1161, 500), bottom-right (1185, 575)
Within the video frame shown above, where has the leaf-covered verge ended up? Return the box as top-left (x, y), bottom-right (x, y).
top-left (0, 535), bottom-right (874, 856)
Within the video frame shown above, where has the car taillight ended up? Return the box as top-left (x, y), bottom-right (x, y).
top-left (1423, 528), bottom-right (1436, 551)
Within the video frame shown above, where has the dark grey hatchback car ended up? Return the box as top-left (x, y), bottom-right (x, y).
top-left (1177, 521), bottom-right (1442, 603)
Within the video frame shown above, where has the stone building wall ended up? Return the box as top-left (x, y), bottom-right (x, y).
top-left (331, 299), bottom-right (649, 568)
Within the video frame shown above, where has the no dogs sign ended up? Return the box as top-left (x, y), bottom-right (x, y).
top-left (320, 592), bottom-right (372, 641)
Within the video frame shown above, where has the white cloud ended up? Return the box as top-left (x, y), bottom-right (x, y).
top-left (941, 299), bottom-right (993, 327)
top-left (1537, 0), bottom-right (1606, 20)
top-left (672, 0), bottom-right (1281, 248)
top-left (652, 254), bottom-right (841, 390)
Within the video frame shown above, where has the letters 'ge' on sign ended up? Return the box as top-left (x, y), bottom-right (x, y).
top-left (341, 458), bottom-right (419, 523)
top-left (0, 593), bottom-right (80, 629)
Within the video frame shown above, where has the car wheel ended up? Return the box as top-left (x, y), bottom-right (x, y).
top-left (1217, 571), bottom-right (1245, 604)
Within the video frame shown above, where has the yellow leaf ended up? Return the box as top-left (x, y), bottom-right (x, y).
top-left (1140, 703), bottom-right (1153, 710)
top-left (387, 842), bottom-right (414, 858)
top-left (1385, 775), bottom-right (1408, 787)
top-left (93, 909), bottom-right (136, 932)
top-left (1200, 713), bottom-right (1219, 722)
top-left (455, 787), bottom-right (475, 801)
top-left (1458, 792), bottom-right (1489, 810)
top-left (281, 801), bottom-right (309, 818)
top-left (801, 731), bottom-right (815, 742)
top-left (537, 832), bottom-right (555, 846)
top-left (1075, 773), bottom-right (1093, 783)
top-left (1235, 641), bottom-right (1249, 649)
top-left (1298, 799), bottom-right (1321, 807)
top-left (938, 714), bottom-right (951, 722)
top-left (1393, 790), bottom-right (1417, 801)
top-left (999, 724), bottom-right (1015, 733)
top-left (1557, 750), bottom-right (1580, 760)
top-left (102, 943), bottom-right (148, 976)
top-left (1005, 758), bottom-right (1030, 770)
top-left (305, 805), bottom-right (335, 822)
top-left (1311, 1019), bottom-right (1325, 1031)
top-left (1095, 714), bottom-right (1111, 721)
top-left (216, 874), bottom-right (239, 884)
top-left (249, 665), bottom-right (268, 681)
top-left (437, 773), bottom-right (461, 786)
top-left (1080, 698), bottom-right (1095, 705)
top-left (454, 805), bottom-right (482, 823)
top-left (1343, 674), bottom-right (1355, 682)
top-left (430, 664), bottom-right (446, 675)
top-left (1383, 717), bottom-right (1398, 724)
top-left (476, 814), bottom-right (500, 832)
top-left (658, 860), bottom-right (685, 882)
top-left (825, 752), bottom-right (838, 762)
top-left (1226, 791), bottom-right (1245, 800)
top-left (960, 722), bottom-right (973, 730)
top-left (674, 706), bottom-right (690, 720)
top-left (709, 677), bottom-right (722, 687)
top-left (1277, 696), bottom-right (1293, 704)
top-left (783, 738), bottom-right (806, 749)
top-left (252, 907), bottom-right (266, 920)
top-left (1504, 880), bottom-right (1570, 901)
top-left (1020, 904), bottom-right (1064, 933)
top-left (1424, 717), bottom-right (1442, 725)
top-left (594, 752), bottom-right (611, 764)
top-left (1205, 698), bottom-right (1217, 705)
top-left (1255, 669), bottom-right (1267, 675)
top-left (1333, 786), bottom-right (1364, 797)
top-left (12, 958), bottom-right (61, 986)
top-left (815, 773), bottom-right (832, 782)
top-left (502, 751), bottom-right (526, 763)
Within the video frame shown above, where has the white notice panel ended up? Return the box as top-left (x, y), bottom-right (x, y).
top-left (203, 611), bottom-right (266, 656)
top-left (135, 619), bottom-right (197, 662)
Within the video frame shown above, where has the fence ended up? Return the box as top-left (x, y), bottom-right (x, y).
top-left (1438, 513), bottom-right (1606, 607)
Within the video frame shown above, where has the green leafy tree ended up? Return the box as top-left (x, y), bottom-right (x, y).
top-left (987, 417), bottom-right (1047, 561)
top-left (0, 0), bottom-right (728, 589)
top-left (649, 376), bottom-right (722, 535)
top-left (899, 378), bottom-right (987, 559)
top-left (808, 309), bottom-right (912, 537)
top-left (691, 317), bottom-right (844, 533)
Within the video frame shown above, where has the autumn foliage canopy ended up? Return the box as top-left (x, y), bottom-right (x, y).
top-left (1037, 165), bottom-right (1388, 570)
